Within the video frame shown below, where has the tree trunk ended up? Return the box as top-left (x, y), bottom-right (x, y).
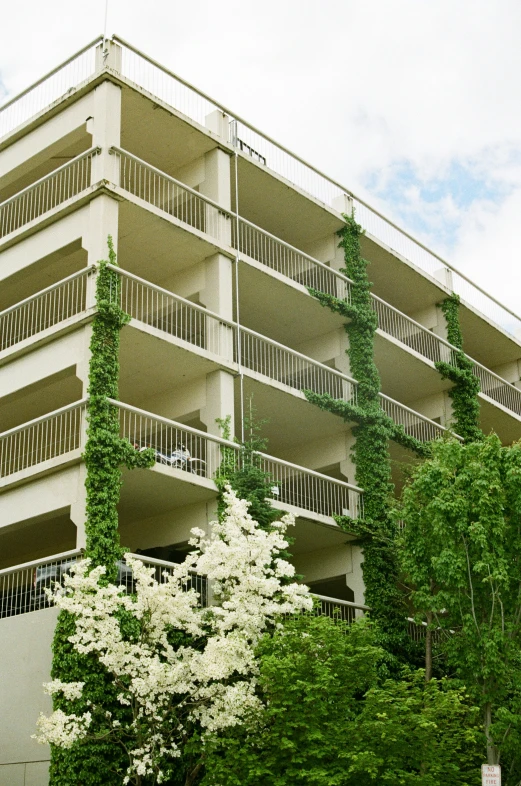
top-left (425, 610), bottom-right (433, 682)
top-left (185, 759), bottom-right (203, 786)
top-left (485, 702), bottom-right (498, 765)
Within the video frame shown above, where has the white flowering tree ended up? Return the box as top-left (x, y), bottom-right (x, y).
top-left (35, 487), bottom-right (312, 785)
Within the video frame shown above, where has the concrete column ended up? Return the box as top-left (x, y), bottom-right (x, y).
top-left (199, 148), bottom-right (232, 245)
top-left (87, 80), bottom-right (122, 185)
top-left (333, 331), bottom-right (351, 377)
top-left (332, 192), bottom-right (354, 218)
top-left (201, 370), bottom-right (235, 439)
top-left (433, 300), bottom-right (455, 363)
top-left (70, 461), bottom-right (88, 550)
top-left (347, 544), bottom-right (365, 615)
top-left (340, 434), bottom-right (357, 488)
top-left (95, 40), bottom-right (122, 73)
top-left (85, 194), bottom-right (119, 264)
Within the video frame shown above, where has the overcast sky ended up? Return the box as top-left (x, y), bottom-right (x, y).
top-left (1, 0), bottom-right (520, 318)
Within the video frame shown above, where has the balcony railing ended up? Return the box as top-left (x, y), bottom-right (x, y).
top-left (3, 37), bottom-right (520, 340)
top-left (0, 549), bottom-right (83, 619)
top-left (111, 147), bottom-right (350, 300)
top-left (0, 549), bottom-right (207, 620)
top-left (112, 264), bottom-right (236, 360)
top-left (110, 398), bottom-right (364, 520)
top-left (0, 267), bottom-right (93, 352)
top-left (379, 394), bottom-right (459, 443)
top-left (111, 36), bottom-right (521, 340)
top-left (372, 295), bottom-right (458, 366)
top-left (472, 361), bottom-right (521, 415)
top-left (233, 217), bottom-right (349, 300)
top-left (240, 327), bottom-right (357, 404)
top-left (312, 594), bottom-right (369, 624)
top-left (0, 36), bottom-right (101, 139)
top-left (0, 148), bottom-right (98, 240)
top-left (0, 400), bottom-right (86, 480)
top-left (0, 266), bottom-right (458, 446)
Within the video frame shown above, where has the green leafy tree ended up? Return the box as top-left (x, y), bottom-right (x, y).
top-left (400, 435), bottom-right (521, 778)
top-left (202, 614), bottom-right (481, 785)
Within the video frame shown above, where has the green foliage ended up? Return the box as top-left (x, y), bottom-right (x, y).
top-left (435, 295), bottom-right (482, 443)
top-left (214, 408), bottom-right (280, 531)
top-left (203, 614), bottom-right (482, 786)
top-left (400, 435), bottom-right (521, 775)
top-left (306, 215), bottom-right (413, 667)
top-left (49, 239), bottom-right (154, 786)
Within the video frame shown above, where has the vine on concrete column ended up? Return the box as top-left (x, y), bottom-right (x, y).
top-left (304, 215), bottom-right (418, 667)
top-left (435, 294), bottom-right (483, 443)
top-left (49, 238), bottom-right (154, 786)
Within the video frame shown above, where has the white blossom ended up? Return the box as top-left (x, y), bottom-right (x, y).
top-left (35, 487), bottom-right (311, 784)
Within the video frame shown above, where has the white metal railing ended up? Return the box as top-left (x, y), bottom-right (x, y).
top-left (0, 400), bottom-right (86, 479)
top-left (255, 452), bottom-right (363, 520)
top-left (111, 36), bottom-right (521, 341)
top-left (111, 147), bottom-right (231, 240)
top-left (126, 553), bottom-right (208, 606)
top-left (0, 549), bottom-right (83, 618)
top-left (108, 264), bottom-right (236, 360)
top-left (0, 550), bottom-right (208, 620)
top-left (111, 147), bottom-right (351, 300)
top-left (240, 326), bottom-right (357, 404)
top-left (233, 218), bottom-right (350, 300)
top-left (0, 37), bottom-right (101, 139)
top-left (372, 295), bottom-right (459, 366)
top-left (356, 202), bottom-right (521, 337)
top-left (3, 36), bottom-right (520, 339)
top-left (0, 148), bottom-right (98, 240)
top-left (472, 361), bottom-right (521, 416)
top-left (110, 398), bottom-right (364, 519)
top-left (0, 267), bottom-right (93, 352)
top-left (379, 394), bottom-right (459, 443)
top-left (312, 593), bottom-right (369, 624)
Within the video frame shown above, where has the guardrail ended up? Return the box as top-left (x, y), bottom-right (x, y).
top-left (0, 36), bottom-right (101, 139)
top-left (372, 294), bottom-right (458, 366)
top-left (312, 593), bottom-right (369, 624)
top-left (0, 549), bottom-right (207, 619)
top-left (0, 549), bottom-right (83, 619)
top-left (126, 553), bottom-right (208, 606)
top-left (0, 400), bottom-right (86, 479)
top-left (110, 264), bottom-right (236, 360)
top-left (111, 147), bottom-right (350, 300)
top-left (472, 360), bottom-right (521, 416)
top-left (110, 398), bottom-right (364, 520)
top-left (379, 393), bottom-right (459, 443)
top-left (233, 217), bottom-right (350, 300)
top-left (240, 326), bottom-right (357, 404)
top-left (111, 36), bottom-right (521, 340)
top-left (0, 267), bottom-right (93, 352)
top-left (112, 147), bottom-right (229, 239)
top-left (0, 148), bottom-right (98, 240)
top-left (3, 37), bottom-right (520, 339)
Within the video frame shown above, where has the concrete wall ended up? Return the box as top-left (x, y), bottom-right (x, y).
top-left (0, 608), bottom-right (57, 786)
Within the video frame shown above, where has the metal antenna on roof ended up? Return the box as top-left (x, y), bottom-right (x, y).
top-left (102, 0), bottom-right (110, 59)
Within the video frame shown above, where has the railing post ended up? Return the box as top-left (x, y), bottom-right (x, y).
top-left (87, 74), bottom-right (122, 186)
top-left (95, 40), bottom-right (122, 73)
top-left (85, 265), bottom-right (98, 310)
top-left (332, 192), bottom-right (354, 217)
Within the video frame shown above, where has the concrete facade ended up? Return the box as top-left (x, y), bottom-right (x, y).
top-left (1, 37), bottom-right (521, 780)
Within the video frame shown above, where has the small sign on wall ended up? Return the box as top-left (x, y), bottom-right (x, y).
top-left (482, 765), bottom-right (501, 786)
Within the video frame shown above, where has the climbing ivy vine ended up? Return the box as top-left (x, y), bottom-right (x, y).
top-left (304, 215), bottom-right (415, 666)
top-left (435, 294), bottom-right (483, 443)
top-left (49, 238), bottom-right (154, 786)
